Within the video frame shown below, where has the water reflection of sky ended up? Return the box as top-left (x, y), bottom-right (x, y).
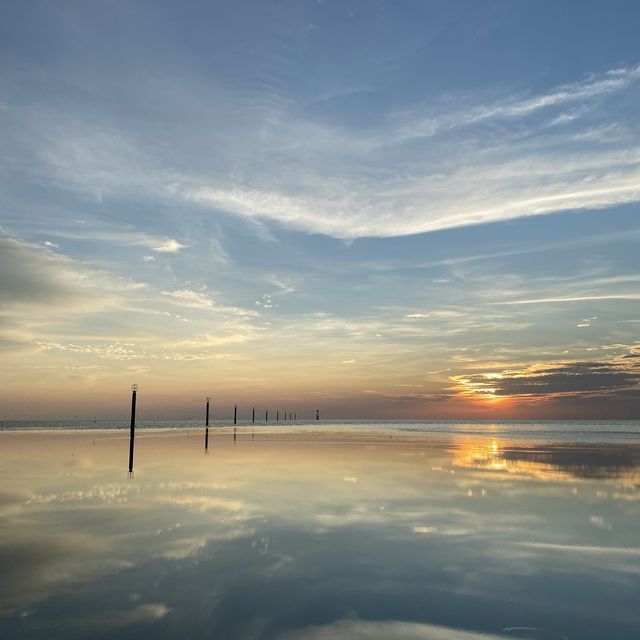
top-left (0, 429), bottom-right (638, 639)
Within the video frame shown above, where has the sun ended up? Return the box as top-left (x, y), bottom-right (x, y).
top-left (449, 372), bottom-right (511, 405)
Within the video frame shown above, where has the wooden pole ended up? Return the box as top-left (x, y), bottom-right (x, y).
top-left (205, 396), bottom-right (210, 452)
top-left (128, 384), bottom-right (137, 475)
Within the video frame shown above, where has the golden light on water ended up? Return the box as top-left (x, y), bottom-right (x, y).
top-left (451, 437), bottom-right (576, 481)
top-left (450, 437), bottom-right (640, 486)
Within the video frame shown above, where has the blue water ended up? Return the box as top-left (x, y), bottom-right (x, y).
top-left (0, 422), bottom-right (640, 640)
top-left (1, 419), bottom-right (639, 444)
top-left (0, 425), bottom-right (639, 638)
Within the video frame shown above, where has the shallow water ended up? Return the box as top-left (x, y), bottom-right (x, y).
top-left (2, 419), bottom-right (640, 444)
top-left (0, 425), bottom-right (638, 639)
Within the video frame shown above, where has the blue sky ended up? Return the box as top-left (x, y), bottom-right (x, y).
top-left (1, 0), bottom-right (639, 419)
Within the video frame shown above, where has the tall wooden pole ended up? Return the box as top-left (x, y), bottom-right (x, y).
top-left (128, 384), bottom-right (138, 475)
top-left (265, 409), bottom-right (268, 422)
top-left (205, 396), bottom-right (211, 452)
top-left (252, 407), bottom-right (255, 423)
top-left (234, 404), bottom-right (237, 425)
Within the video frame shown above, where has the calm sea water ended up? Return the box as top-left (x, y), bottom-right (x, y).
top-left (0, 425), bottom-right (638, 639)
top-left (2, 419), bottom-right (640, 445)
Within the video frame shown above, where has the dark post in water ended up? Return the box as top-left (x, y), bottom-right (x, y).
top-left (205, 396), bottom-right (211, 452)
top-left (128, 384), bottom-right (138, 476)
top-left (316, 409), bottom-right (320, 421)
top-left (265, 409), bottom-right (268, 422)
top-left (252, 407), bottom-right (255, 423)
top-left (234, 404), bottom-right (237, 425)
top-left (277, 409), bottom-right (279, 422)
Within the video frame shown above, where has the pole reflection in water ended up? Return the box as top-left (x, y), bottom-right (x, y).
top-left (1, 423), bottom-right (638, 640)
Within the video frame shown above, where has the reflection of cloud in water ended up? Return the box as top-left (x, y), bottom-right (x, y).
top-left (26, 483), bottom-right (135, 504)
top-left (0, 534), bottom-right (130, 615)
top-left (0, 430), bottom-right (639, 638)
top-left (88, 602), bottom-right (170, 627)
top-left (278, 619), bottom-right (509, 639)
top-left (155, 494), bottom-right (246, 512)
top-left (520, 542), bottom-right (640, 556)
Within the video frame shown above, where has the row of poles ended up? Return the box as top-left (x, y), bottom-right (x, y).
top-left (128, 385), bottom-right (320, 475)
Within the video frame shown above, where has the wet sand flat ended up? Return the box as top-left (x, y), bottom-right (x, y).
top-left (0, 426), bottom-right (639, 639)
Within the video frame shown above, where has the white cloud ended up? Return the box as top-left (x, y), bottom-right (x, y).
top-left (0, 235), bottom-right (258, 363)
top-left (19, 62), bottom-right (640, 240)
top-left (495, 294), bottom-right (640, 305)
top-left (176, 135), bottom-right (640, 240)
top-left (162, 289), bottom-right (218, 309)
top-left (0, 235), bottom-right (142, 313)
top-left (47, 228), bottom-right (187, 253)
top-left (36, 342), bottom-right (143, 360)
top-left (161, 289), bottom-right (258, 316)
top-left (396, 64), bottom-right (640, 140)
top-left (148, 237), bottom-right (187, 253)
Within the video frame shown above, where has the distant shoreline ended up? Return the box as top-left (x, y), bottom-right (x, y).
top-left (1, 420), bottom-right (639, 446)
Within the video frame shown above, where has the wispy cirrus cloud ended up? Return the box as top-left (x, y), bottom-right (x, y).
top-left (8, 58), bottom-right (640, 240)
top-left (494, 294), bottom-right (640, 305)
top-left (161, 289), bottom-right (258, 316)
top-left (169, 64), bottom-right (640, 238)
top-left (46, 227), bottom-right (187, 253)
top-left (394, 64), bottom-right (640, 139)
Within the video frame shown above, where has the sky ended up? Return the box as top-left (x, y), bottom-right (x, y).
top-left (1, 0), bottom-right (640, 420)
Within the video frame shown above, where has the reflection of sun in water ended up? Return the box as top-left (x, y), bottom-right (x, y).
top-left (453, 438), bottom-right (508, 472)
top-left (451, 438), bottom-right (640, 485)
